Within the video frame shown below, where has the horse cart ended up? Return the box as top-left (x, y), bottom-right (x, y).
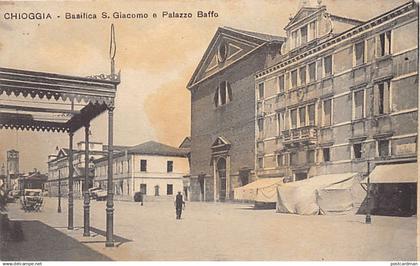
top-left (20, 189), bottom-right (43, 212)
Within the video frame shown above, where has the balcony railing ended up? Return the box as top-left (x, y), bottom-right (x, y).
top-left (282, 125), bottom-right (318, 145)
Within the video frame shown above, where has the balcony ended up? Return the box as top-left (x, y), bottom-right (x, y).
top-left (282, 125), bottom-right (318, 146)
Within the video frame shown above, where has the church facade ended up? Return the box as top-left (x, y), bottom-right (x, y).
top-left (187, 27), bottom-right (285, 201)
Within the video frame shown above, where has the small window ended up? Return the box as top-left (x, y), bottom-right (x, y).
top-left (308, 21), bottom-right (316, 41)
top-left (290, 109), bottom-right (298, 129)
top-left (323, 99), bottom-right (332, 126)
top-left (323, 148), bottom-right (331, 162)
top-left (308, 62), bottom-right (316, 82)
top-left (258, 82), bottom-right (265, 100)
top-left (355, 41), bottom-right (365, 66)
top-left (375, 81), bottom-right (390, 115)
top-left (278, 75), bottom-right (285, 93)
top-left (292, 30), bottom-right (298, 49)
top-left (120, 161), bottom-right (123, 173)
top-left (324, 55), bottom-right (332, 76)
top-left (299, 106), bottom-right (306, 127)
top-left (299, 66), bottom-right (306, 86)
top-left (140, 159), bottom-right (147, 172)
top-left (277, 154), bottom-right (284, 167)
top-left (353, 90), bottom-right (365, 120)
top-left (167, 161), bottom-right (173, 173)
top-left (308, 104), bottom-right (315, 126)
top-left (353, 143), bottom-right (363, 159)
top-left (140, 184), bottom-right (147, 194)
top-left (214, 81), bottom-right (232, 107)
top-left (167, 184), bottom-right (173, 195)
top-left (378, 139), bottom-right (390, 157)
top-left (291, 70), bottom-right (298, 88)
top-left (277, 112), bottom-right (285, 134)
top-left (378, 31), bottom-right (391, 57)
top-left (300, 25), bottom-right (308, 45)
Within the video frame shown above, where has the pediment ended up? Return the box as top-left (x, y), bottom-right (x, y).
top-left (56, 149), bottom-right (67, 159)
top-left (188, 27), bottom-right (266, 88)
top-left (211, 136), bottom-right (231, 149)
top-left (285, 7), bottom-right (319, 30)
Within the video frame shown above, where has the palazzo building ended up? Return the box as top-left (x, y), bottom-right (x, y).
top-left (46, 141), bottom-right (123, 198)
top-left (255, 1), bottom-right (418, 213)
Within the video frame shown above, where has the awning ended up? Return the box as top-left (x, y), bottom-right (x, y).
top-left (362, 162), bottom-right (417, 184)
top-left (240, 178), bottom-right (283, 190)
top-left (234, 177), bottom-right (283, 201)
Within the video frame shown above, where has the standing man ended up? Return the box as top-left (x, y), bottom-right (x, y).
top-left (174, 191), bottom-right (185, 219)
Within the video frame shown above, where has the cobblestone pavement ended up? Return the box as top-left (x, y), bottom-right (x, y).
top-left (2, 197), bottom-right (416, 261)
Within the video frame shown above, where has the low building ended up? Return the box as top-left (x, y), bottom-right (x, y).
top-left (93, 140), bottom-right (190, 201)
top-left (19, 170), bottom-right (48, 190)
top-left (46, 141), bottom-right (123, 198)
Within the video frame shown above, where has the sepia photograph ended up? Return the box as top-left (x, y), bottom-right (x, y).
top-left (0, 0), bottom-right (418, 262)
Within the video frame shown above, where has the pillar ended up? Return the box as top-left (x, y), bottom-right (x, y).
top-left (226, 155), bottom-right (231, 200)
top-left (68, 132), bottom-right (74, 230)
top-left (213, 158), bottom-right (218, 202)
top-left (106, 106), bottom-right (114, 247)
top-left (83, 124), bottom-right (91, 237)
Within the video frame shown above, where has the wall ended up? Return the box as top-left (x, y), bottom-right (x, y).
top-left (190, 42), bottom-right (281, 201)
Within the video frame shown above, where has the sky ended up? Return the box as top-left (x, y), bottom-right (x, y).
top-left (0, 0), bottom-right (407, 172)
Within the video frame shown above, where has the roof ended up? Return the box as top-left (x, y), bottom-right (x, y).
top-left (94, 141), bottom-right (189, 163)
top-left (103, 144), bottom-right (131, 151)
top-left (127, 141), bottom-right (189, 157)
top-left (187, 26), bottom-right (285, 89)
top-left (0, 67), bottom-right (119, 133)
top-left (179, 137), bottom-right (191, 149)
top-left (23, 172), bottom-right (48, 181)
top-left (256, 1), bottom-right (415, 79)
top-left (222, 27), bottom-right (285, 42)
top-left (362, 162), bottom-right (417, 184)
top-left (329, 14), bottom-right (364, 25)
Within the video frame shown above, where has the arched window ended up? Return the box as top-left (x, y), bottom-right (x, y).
top-left (214, 81), bottom-right (232, 107)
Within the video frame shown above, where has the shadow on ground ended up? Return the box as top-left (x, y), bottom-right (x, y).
top-left (79, 226), bottom-right (132, 247)
top-left (1, 220), bottom-right (111, 261)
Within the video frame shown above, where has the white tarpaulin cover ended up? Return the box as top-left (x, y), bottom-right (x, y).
top-left (361, 162), bottom-right (417, 184)
top-left (276, 173), bottom-right (361, 215)
top-left (234, 178), bottom-right (283, 201)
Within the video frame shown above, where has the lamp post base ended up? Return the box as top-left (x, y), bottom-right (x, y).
top-left (105, 241), bottom-right (114, 247)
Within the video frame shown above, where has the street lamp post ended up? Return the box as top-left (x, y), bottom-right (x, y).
top-left (366, 160), bottom-right (372, 224)
top-left (83, 124), bottom-right (91, 237)
top-left (56, 146), bottom-right (62, 213)
top-left (58, 169), bottom-right (62, 213)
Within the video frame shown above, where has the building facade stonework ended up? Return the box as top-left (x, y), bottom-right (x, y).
top-left (46, 141), bottom-right (111, 198)
top-left (255, 1), bottom-right (418, 181)
top-left (187, 27), bottom-right (285, 201)
top-left (188, 1), bottom-right (418, 204)
top-left (93, 141), bottom-right (190, 201)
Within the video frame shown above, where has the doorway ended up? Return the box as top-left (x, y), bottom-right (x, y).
top-left (217, 158), bottom-right (227, 201)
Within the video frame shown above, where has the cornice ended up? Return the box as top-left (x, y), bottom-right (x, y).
top-left (256, 1), bottom-right (415, 80)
